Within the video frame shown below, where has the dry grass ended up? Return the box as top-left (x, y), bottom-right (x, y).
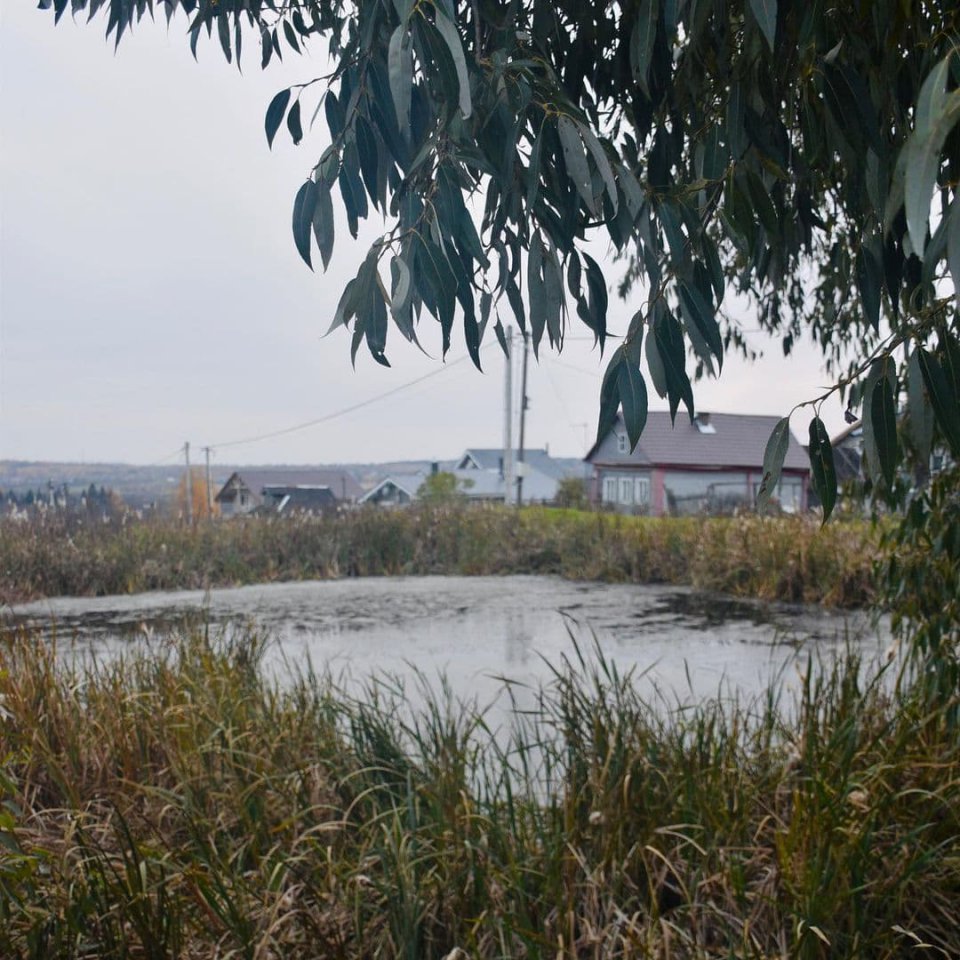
top-left (1, 623), bottom-right (956, 959)
top-left (0, 507), bottom-right (880, 608)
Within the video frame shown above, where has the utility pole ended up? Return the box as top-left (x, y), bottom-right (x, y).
top-left (517, 330), bottom-right (530, 506)
top-left (184, 441), bottom-right (193, 525)
top-left (503, 327), bottom-right (514, 505)
top-left (203, 446), bottom-right (213, 519)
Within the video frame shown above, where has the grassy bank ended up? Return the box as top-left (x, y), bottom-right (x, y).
top-left (0, 507), bottom-right (879, 607)
top-left (1, 625), bottom-right (956, 958)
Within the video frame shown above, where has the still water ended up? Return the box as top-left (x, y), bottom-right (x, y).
top-left (5, 575), bottom-right (889, 708)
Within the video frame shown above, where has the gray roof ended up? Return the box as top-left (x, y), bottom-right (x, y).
top-left (269, 487), bottom-right (338, 513)
top-left (459, 449), bottom-right (587, 480)
top-left (216, 469), bottom-right (363, 502)
top-left (588, 412), bottom-right (809, 471)
top-left (358, 472), bottom-right (428, 503)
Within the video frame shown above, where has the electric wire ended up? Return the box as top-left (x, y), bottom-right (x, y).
top-left (208, 347), bottom-right (494, 452)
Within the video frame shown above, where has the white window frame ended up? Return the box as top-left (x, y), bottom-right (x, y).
top-left (619, 477), bottom-right (634, 504)
top-left (617, 432), bottom-right (628, 453)
top-left (603, 477), bottom-right (617, 502)
top-left (634, 477), bottom-right (650, 506)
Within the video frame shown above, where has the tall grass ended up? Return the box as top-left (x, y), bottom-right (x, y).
top-left (2, 624), bottom-right (956, 958)
top-left (0, 507), bottom-right (879, 607)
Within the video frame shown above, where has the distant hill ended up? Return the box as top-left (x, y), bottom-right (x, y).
top-left (0, 451), bottom-right (585, 509)
top-left (0, 461), bottom-right (193, 509)
top-left (0, 459), bottom-right (444, 509)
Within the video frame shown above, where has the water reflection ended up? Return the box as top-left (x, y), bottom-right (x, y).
top-left (5, 575), bottom-right (888, 707)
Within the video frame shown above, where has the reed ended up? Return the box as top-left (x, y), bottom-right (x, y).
top-left (0, 507), bottom-right (879, 607)
top-left (1, 623), bottom-right (956, 958)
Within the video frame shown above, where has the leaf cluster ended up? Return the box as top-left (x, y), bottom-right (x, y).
top-left (41, 0), bottom-right (960, 524)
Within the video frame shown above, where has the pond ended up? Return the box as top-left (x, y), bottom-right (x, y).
top-left (5, 575), bottom-right (890, 711)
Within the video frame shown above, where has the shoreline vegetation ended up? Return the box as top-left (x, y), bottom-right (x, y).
top-left (0, 507), bottom-right (880, 608)
top-left (1, 626), bottom-right (957, 958)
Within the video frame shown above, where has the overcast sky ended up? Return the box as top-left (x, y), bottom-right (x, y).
top-left (0, 3), bottom-right (847, 468)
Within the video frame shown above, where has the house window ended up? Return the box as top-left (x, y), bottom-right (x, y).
top-left (619, 478), bottom-right (633, 504)
top-left (634, 477), bottom-right (650, 506)
top-left (603, 477), bottom-right (617, 502)
top-left (617, 432), bottom-right (628, 453)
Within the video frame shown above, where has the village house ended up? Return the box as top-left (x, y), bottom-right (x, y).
top-left (585, 411), bottom-right (810, 515)
top-left (215, 469), bottom-right (363, 516)
top-left (359, 450), bottom-right (591, 507)
top-left (358, 471), bottom-right (428, 507)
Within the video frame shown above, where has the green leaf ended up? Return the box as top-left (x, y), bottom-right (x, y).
top-left (645, 322), bottom-right (668, 398)
top-left (325, 90), bottom-right (345, 140)
top-left (942, 328), bottom-right (960, 404)
top-left (618, 360), bottom-right (648, 450)
top-left (947, 196), bottom-right (960, 301)
top-left (388, 25), bottom-right (413, 142)
top-left (389, 255), bottom-right (417, 342)
top-left (870, 371), bottom-right (899, 489)
top-left (907, 347), bottom-right (934, 466)
top-left (678, 280), bottom-right (723, 370)
top-left (756, 417), bottom-right (791, 514)
top-left (265, 88), bottom-right (291, 149)
top-left (327, 278), bottom-right (358, 336)
top-left (355, 114), bottom-right (380, 204)
top-left (526, 121), bottom-right (544, 212)
top-left (527, 232), bottom-right (546, 355)
top-left (629, 0), bottom-right (658, 97)
top-left (390, 254), bottom-right (412, 313)
top-left (726, 83), bottom-right (747, 161)
top-left (577, 120), bottom-right (618, 216)
top-left (292, 180), bottom-right (317, 269)
top-left (338, 143), bottom-right (368, 239)
top-left (416, 237), bottom-right (456, 353)
top-left (580, 253), bottom-right (608, 350)
top-left (860, 360), bottom-right (888, 482)
top-left (808, 416), bottom-right (837, 524)
top-left (557, 116), bottom-right (596, 216)
top-left (218, 12), bottom-right (231, 63)
top-left (597, 349), bottom-right (623, 444)
top-left (283, 18), bottom-right (300, 53)
top-left (364, 279), bottom-right (390, 365)
top-left (505, 276), bottom-right (526, 333)
top-left (904, 57), bottom-right (960, 256)
top-left (286, 98), bottom-right (303, 146)
top-left (917, 347), bottom-right (960, 457)
top-left (432, 8), bottom-right (472, 119)
top-left (748, 0), bottom-right (777, 52)
top-left (915, 54), bottom-right (952, 134)
top-left (744, 169), bottom-right (778, 235)
top-left (653, 306), bottom-right (694, 423)
top-left (543, 243), bottom-right (564, 350)
top-left (616, 162), bottom-right (644, 221)
top-left (856, 242), bottom-right (882, 332)
top-left (260, 26), bottom-right (273, 70)
top-left (311, 181), bottom-right (334, 271)
top-left (904, 129), bottom-right (942, 258)
top-left (701, 234), bottom-right (725, 303)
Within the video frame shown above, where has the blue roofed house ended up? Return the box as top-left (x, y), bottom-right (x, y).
top-left (358, 471), bottom-right (430, 507)
top-left (359, 450), bottom-right (590, 507)
top-left (585, 412), bottom-right (810, 515)
top-left (454, 448), bottom-right (590, 503)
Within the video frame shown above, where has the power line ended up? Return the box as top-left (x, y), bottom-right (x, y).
top-left (208, 351), bottom-right (484, 452)
top-left (542, 355), bottom-right (604, 379)
top-left (141, 445), bottom-right (188, 468)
